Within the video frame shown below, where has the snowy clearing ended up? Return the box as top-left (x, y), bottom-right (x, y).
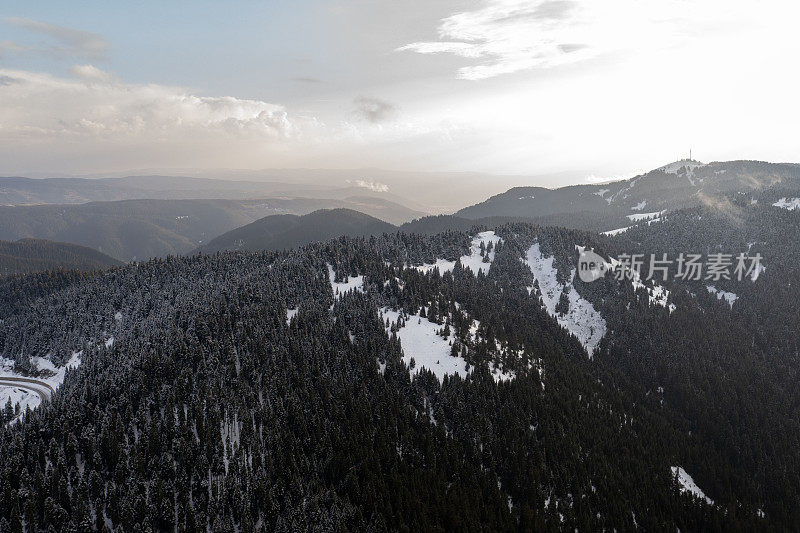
top-left (523, 244), bottom-right (606, 357)
top-left (286, 308), bottom-right (298, 324)
top-left (413, 231), bottom-right (502, 276)
top-left (671, 466), bottom-right (714, 505)
top-left (626, 211), bottom-right (662, 222)
top-left (631, 200), bottom-right (647, 211)
top-left (601, 226), bottom-right (633, 236)
top-left (706, 286), bottom-right (738, 308)
top-left (772, 197), bottom-right (800, 211)
top-left (28, 351), bottom-right (83, 392)
top-left (381, 308), bottom-right (468, 382)
top-left (380, 307), bottom-right (514, 383)
top-left (328, 264), bottom-right (364, 298)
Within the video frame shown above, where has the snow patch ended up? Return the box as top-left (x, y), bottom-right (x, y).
top-left (381, 308), bottom-right (468, 382)
top-left (380, 306), bottom-right (514, 383)
top-left (626, 211), bottom-right (662, 222)
top-left (286, 308), bottom-right (298, 325)
top-left (413, 231), bottom-right (502, 276)
top-left (523, 243), bottom-right (606, 357)
top-left (671, 466), bottom-right (714, 505)
top-left (29, 351), bottom-right (83, 390)
top-left (631, 200), bottom-right (647, 211)
top-left (772, 197), bottom-right (800, 211)
top-left (601, 226), bottom-right (633, 236)
top-left (328, 264), bottom-right (364, 298)
top-left (706, 286), bottom-right (737, 308)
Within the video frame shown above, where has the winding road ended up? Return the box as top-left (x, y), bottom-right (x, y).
top-left (0, 376), bottom-right (55, 404)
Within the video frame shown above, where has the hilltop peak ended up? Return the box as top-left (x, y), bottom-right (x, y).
top-left (657, 159), bottom-right (705, 174)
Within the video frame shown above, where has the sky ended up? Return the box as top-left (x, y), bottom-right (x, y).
top-left (1, 0), bottom-right (799, 185)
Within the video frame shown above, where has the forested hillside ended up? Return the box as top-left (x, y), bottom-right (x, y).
top-left (1, 208), bottom-right (797, 530)
top-left (196, 209), bottom-right (396, 253)
top-left (0, 239), bottom-right (121, 275)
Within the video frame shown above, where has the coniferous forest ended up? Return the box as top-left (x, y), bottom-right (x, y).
top-left (1, 198), bottom-right (799, 531)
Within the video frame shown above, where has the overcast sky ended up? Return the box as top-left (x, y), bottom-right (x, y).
top-left (1, 0), bottom-right (798, 184)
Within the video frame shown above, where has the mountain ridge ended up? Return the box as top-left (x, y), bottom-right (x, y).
top-left (456, 159), bottom-right (800, 220)
top-left (196, 208), bottom-right (397, 253)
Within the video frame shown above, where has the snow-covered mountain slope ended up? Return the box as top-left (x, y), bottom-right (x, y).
top-left (523, 243), bottom-right (606, 357)
top-left (671, 466), bottom-right (714, 506)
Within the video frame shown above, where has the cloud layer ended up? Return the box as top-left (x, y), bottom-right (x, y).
top-left (398, 0), bottom-right (736, 79)
top-left (0, 68), bottom-right (294, 141)
top-left (0, 66), bottom-right (465, 174)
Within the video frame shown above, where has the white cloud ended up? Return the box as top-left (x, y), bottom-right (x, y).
top-left (0, 67), bottom-right (295, 141)
top-left (398, 0), bottom-right (750, 79)
top-left (69, 64), bottom-right (114, 82)
top-left (347, 179), bottom-right (390, 192)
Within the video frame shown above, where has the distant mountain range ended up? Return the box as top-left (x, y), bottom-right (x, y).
top-left (0, 239), bottom-right (121, 276)
top-left (197, 208), bottom-right (396, 253)
top-left (3, 159), bottom-right (800, 267)
top-left (456, 160), bottom-right (800, 226)
top-left (0, 196), bottom-right (423, 261)
top-left (0, 174), bottom-right (402, 205)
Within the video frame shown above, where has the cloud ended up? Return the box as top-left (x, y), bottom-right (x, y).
top-left (70, 64), bottom-right (114, 82)
top-left (347, 179), bottom-right (390, 192)
top-left (397, 0), bottom-right (734, 80)
top-left (4, 17), bottom-right (109, 60)
top-left (0, 67), bottom-right (463, 174)
top-left (351, 96), bottom-right (398, 124)
top-left (0, 67), bottom-right (296, 142)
